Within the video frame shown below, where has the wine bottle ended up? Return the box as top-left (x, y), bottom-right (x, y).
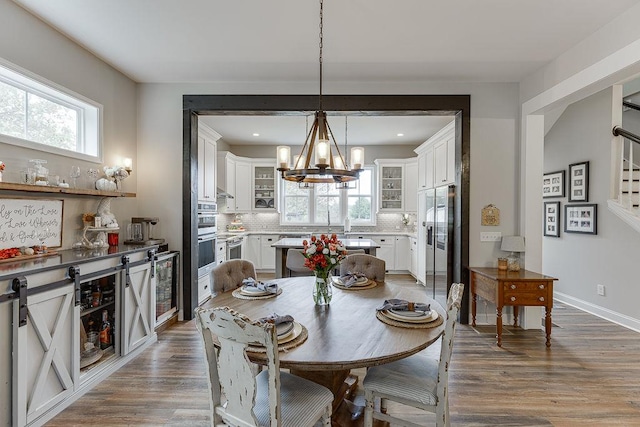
top-left (99, 309), bottom-right (111, 349)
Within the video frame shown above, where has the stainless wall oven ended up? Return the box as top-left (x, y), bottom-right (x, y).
top-left (197, 202), bottom-right (218, 279)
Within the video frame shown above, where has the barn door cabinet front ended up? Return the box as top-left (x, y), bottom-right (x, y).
top-left (12, 268), bottom-right (77, 427)
top-left (10, 249), bottom-right (156, 427)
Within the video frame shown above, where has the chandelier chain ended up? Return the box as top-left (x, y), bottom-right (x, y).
top-left (318, 0), bottom-right (324, 111)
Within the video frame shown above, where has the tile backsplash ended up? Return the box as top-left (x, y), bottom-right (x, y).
top-left (218, 212), bottom-right (417, 234)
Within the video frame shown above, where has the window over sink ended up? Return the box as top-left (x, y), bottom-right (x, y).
top-left (0, 59), bottom-right (101, 161)
top-left (279, 166), bottom-right (375, 226)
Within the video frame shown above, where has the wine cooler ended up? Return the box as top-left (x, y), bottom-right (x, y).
top-left (156, 251), bottom-right (179, 326)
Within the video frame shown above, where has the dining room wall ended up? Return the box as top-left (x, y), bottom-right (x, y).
top-left (543, 87), bottom-right (640, 331)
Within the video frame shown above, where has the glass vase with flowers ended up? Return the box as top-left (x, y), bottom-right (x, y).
top-left (302, 234), bottom-right (347, 305)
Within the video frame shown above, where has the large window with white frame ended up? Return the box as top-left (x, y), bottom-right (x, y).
top-left (280, 166), bottom-right (375, 226)
top-left (0, 60), bottom-right (101, 161)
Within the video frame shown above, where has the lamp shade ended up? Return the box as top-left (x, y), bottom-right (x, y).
top-left (501, 236), bottom-right (525, 252)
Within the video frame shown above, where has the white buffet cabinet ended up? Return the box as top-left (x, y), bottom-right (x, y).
top-left (0, 246), bottom-right (157, 427)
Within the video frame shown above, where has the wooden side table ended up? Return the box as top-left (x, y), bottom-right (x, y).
top-left (468, 267), bottom-right (557, 347)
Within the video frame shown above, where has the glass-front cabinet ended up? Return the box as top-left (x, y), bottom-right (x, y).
top-left (253, 164), bottom-right (276, 210)
top-left (377, 163), bottom-right (404, 211)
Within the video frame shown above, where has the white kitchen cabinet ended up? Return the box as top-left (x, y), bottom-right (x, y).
top-left (410, 237), bottom-right (418, 277)
top-left (394, 235), bottom-right (410, 271)
top-left (404, 159), bottom-right (418, 212)
top-left (371, 235), bottom-right (395, 271)
top-left (217, 152), bottom-right (236, 212)
top-left (414, 120), bottom-right (454, 190)
top-left (253, 163), bottom-right (277, 210)
top-left (234, 160), bottom-right (252, 212)
top-left (216, 241), bottom-right (226, 265)
top-left (197, 124), bottom-right (220, 202)
top-left (417, 191), bottom-right (427, 285)
top-left (259, 235), bottom-right (279, 270)
top-left (218, 152), bottom-right (278, 213)
top-left (244, 235), bottom-right (261, 267)
top-left (434, 134), bottom-right (455, 186)
top-left (376, 162), bottom-right (404, 211)
top-left (198, 274), bottom-right (211, 304)
top-left (416, 146), bottom-right (434, 190)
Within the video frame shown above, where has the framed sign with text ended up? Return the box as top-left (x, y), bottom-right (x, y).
top-left (0, 198), bottom-right (63, 249)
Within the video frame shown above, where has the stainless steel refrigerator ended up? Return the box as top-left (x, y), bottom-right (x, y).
top-left (423, 184), bottom-right (455, 308)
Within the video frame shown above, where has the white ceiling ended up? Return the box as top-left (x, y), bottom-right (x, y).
top-left (13, 0), bottom-right (640, 145)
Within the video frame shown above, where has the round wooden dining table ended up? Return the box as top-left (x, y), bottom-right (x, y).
top-left (211, 276), bottom-right (445, 426)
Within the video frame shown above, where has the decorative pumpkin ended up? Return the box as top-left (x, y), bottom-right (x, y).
top-left (95, 178), bottom-right (117, 191)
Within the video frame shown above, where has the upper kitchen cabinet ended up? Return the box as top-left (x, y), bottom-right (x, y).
top-left (253, 163), bottom-right (277, 211)
top-left (404, 158), bottom-right (418, 212)
top-left (197, 124), bottom-right (221, 202)
top-left (375, 159), bottom-right (417, 212)
top-left (414, 120), bottom-right (455, 190)
top-left (217, 152), bottom-right (274, 213)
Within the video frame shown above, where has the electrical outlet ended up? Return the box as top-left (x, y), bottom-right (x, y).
top-left (480, 231), bottom-right (502, 242)
top-left (597, 284), bottom-right (605, 296)
top-left (395, 225), bottom-right (400, 230)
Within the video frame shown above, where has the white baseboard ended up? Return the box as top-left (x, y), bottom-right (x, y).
top-left (555, 291), bottom-right (640, 333)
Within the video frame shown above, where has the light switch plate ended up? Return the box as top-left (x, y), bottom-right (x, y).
top-left (480, 231), bottom-right (502, 242)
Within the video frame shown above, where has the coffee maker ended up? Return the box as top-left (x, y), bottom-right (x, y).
top-left (129, 217), bottom-right (165, 245)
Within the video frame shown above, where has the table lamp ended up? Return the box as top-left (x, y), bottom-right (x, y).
top-left (500, 236), bottom-right (525, 271)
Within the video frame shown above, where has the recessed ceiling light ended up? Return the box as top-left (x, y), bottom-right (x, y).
top-left (253, 133), bottom-right (260, 137)
top-left (397, 133), bottom-right (404, 137)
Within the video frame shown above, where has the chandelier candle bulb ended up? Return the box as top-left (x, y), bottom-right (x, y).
top-left (277, 146), bottom-right (290, 169)
top-left (316, 140), bottom-right (329, 165)
top-left (351, 147), bottom-right (364, 170)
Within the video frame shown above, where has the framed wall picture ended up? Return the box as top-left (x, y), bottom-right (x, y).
top-left (568, 161), bottom-right (589, 202)
top-left (543, 170), bottom-right (565, 198)
top-left (544, 201), bottom-right (561, 237)
top-left (564, 203), bottom-right (597, 235)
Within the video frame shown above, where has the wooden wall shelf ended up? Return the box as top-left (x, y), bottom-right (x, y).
top-left (0, 182), bottom-right (135, 197)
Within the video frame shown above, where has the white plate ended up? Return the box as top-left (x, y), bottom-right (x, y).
top-left (389, 308), bottom-right (430, 318)
top-left (277, 322), bottom-right (303, 344)
top-left (276, 321), bottom-right (294, 337)
top-left (240, 285), bottom-right (270, 296)
top-left (384, 309), bottom-right (439, 324)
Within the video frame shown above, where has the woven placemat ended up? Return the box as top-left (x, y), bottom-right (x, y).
top-left (246, 323), bottom-right (308, 353)
top-left (376, 311), bottom-right (444, 329)
top-left (332, 279), bottom-right (378, 291)
top-left (232, 287), bottom-right (283, 300)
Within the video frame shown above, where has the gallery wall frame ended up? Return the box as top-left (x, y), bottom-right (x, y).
top-left (568, 161), bottom-right (589, 202)
top-left (543, 170), bottom-right (565, 198)
top-left (544, 201), bottom-right (561, 237)
top-left (564, 203), bottom-right (597, 235)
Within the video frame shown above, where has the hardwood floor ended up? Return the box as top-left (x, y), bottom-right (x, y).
top-left (46, 274), bottom-right (640, 426)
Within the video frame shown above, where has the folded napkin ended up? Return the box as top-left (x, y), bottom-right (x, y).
top-left (339, 271), bottom-right (367, 287)
top-left (242, 277), bottom-right (278, 294)
top-left (256, 313), bottom-right (294, 326)
top-left (376, 298), bottom-right (430, 313)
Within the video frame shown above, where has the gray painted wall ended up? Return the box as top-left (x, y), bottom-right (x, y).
top-left (543, 88), bottom-right (640, 322)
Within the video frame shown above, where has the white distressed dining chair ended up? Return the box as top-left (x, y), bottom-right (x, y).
top-left (362, 282), bottom-right (465, 427)
top-left (194, 306), bottom-right (333, 427)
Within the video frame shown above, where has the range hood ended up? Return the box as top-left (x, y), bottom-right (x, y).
top-left (216, 187), bottom-right (234, 199)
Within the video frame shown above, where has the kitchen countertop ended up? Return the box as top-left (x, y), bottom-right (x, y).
top-left (0, 243), bottom-right (157, 282)
top-left (271, 238), bottom-right (380, 249)
top-left (219, 230), bottom-right (417, 238)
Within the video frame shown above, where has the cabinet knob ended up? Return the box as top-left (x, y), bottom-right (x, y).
top-left (539, 284), bottom-right (545, 289)
top-left (539, 297), bottom-right (545, 302)
top-left (510, 296), bottom-right (516, 302)
top-left (510, 284), bottom-right (516, 289)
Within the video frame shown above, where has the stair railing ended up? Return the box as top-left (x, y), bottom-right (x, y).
top-left (612, 126), bottom-right (640, 210)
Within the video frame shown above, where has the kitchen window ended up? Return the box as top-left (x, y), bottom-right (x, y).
top-left (280, 166), bottom-right (375, 226)
top-left (0, 59), bottom-right (101, 161)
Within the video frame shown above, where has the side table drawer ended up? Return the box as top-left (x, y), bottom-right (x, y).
top-left (502, 281), bottom-right (550, 292)
top-left (502, 291), bottom-right (549, 306)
